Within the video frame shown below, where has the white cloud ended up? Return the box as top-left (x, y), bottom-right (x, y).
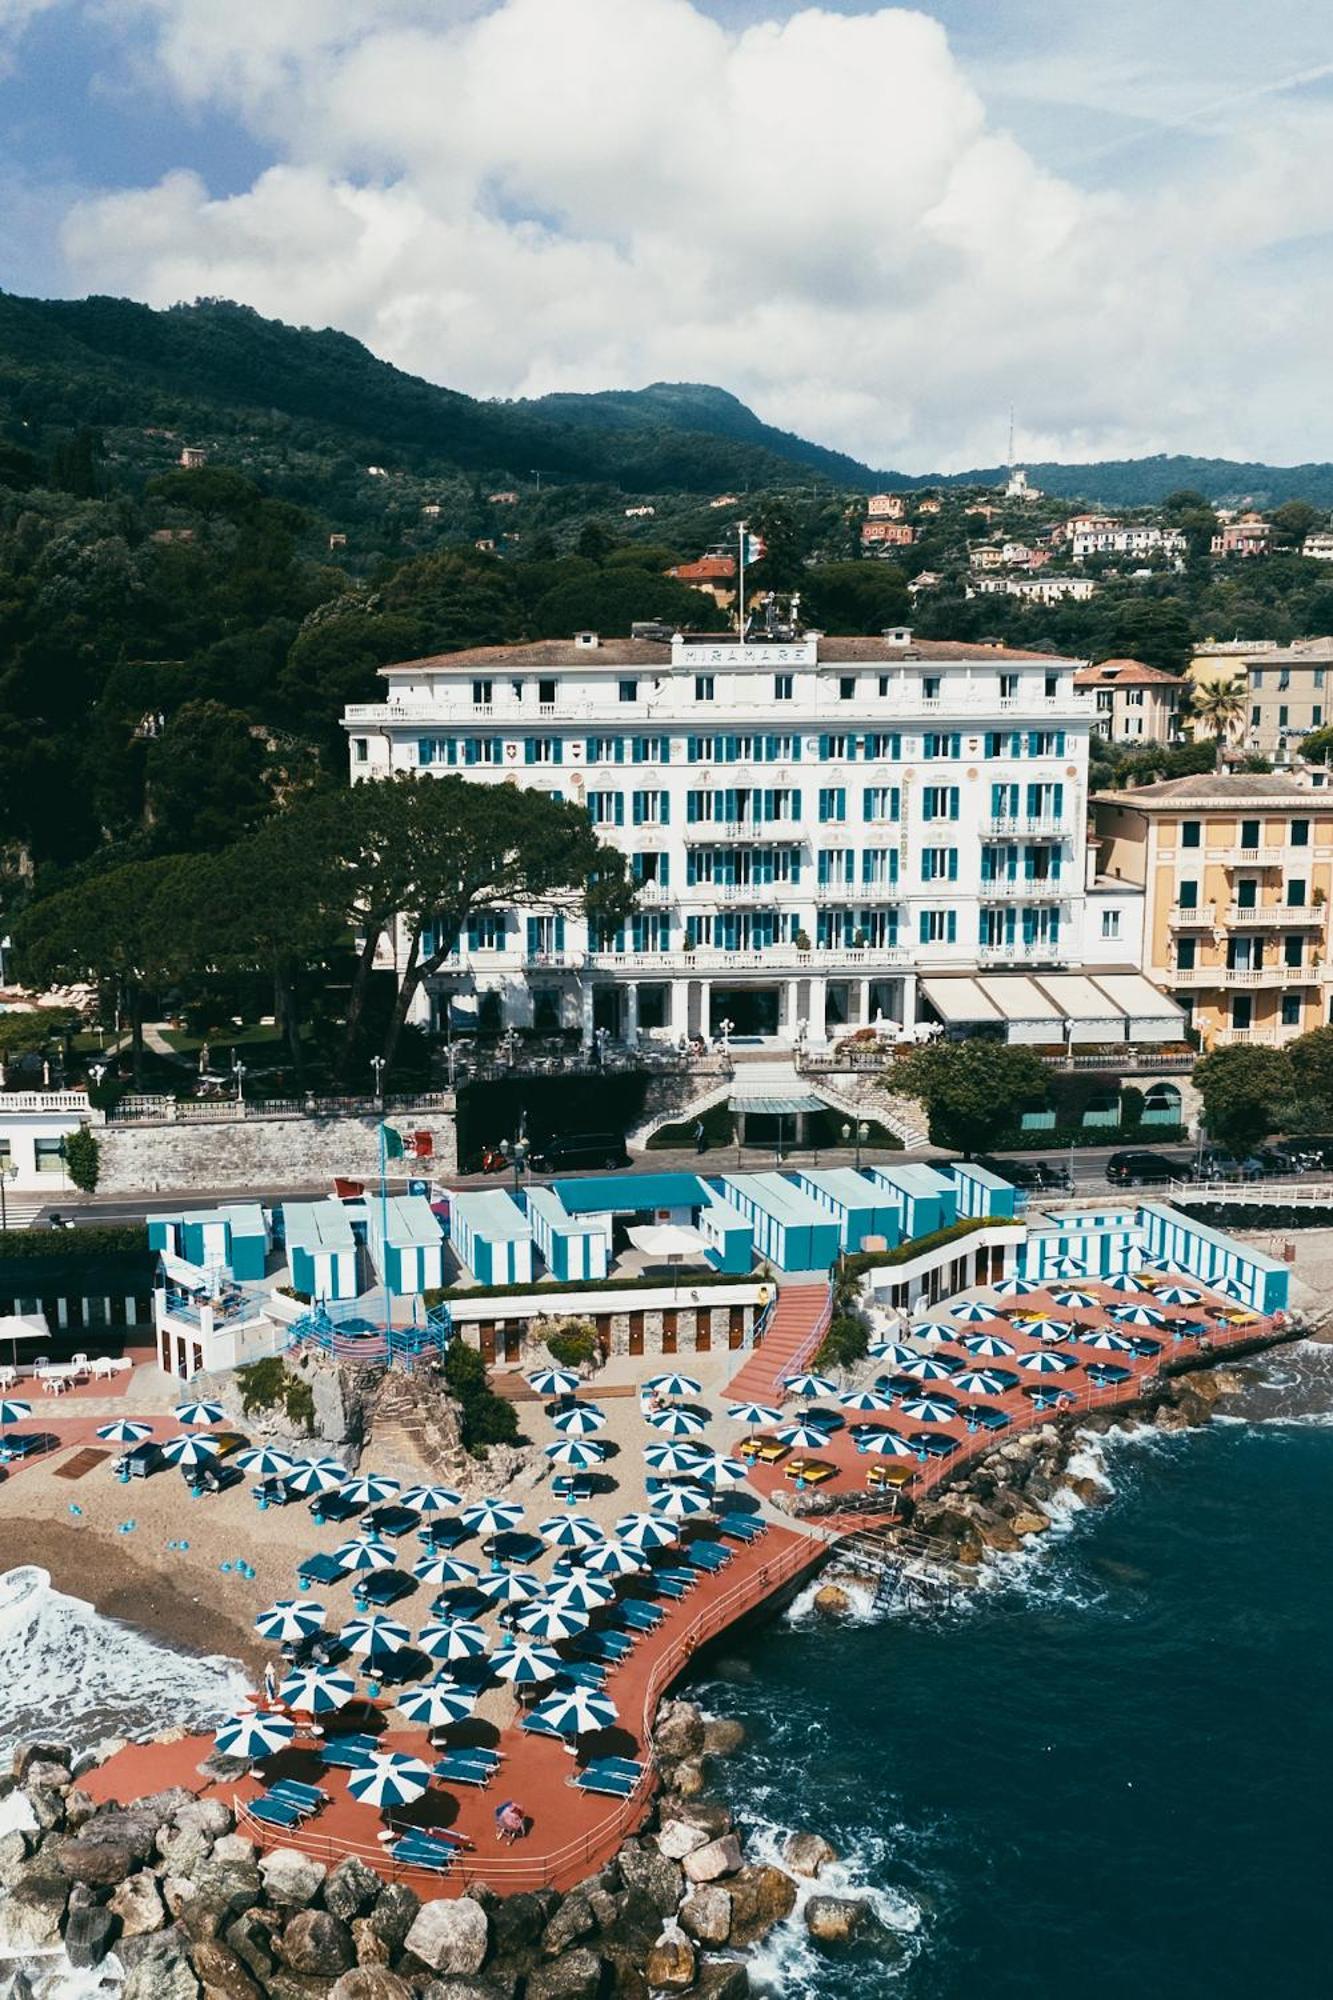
top-left (55, 0), bottom-right (1333, 469)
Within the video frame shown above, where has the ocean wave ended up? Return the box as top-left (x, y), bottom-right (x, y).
top-left (739, 1811), bottom-right (924, 1996)
top-left (0, 1567), bottom-right (248, 1764)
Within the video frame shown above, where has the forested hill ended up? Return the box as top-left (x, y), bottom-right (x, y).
top-left (918, 454), bottom-right (1333, 510)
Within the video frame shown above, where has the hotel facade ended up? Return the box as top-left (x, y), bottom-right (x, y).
top-left (343, 628), bottom-right (1153, 1048)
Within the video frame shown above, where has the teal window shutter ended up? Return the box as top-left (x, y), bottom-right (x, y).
top-left (526, 918), bottom-right (539, 955)
top-left (418, 738), bottom-right (432, 765)
top-left (949, 788), bottom-right (959, 821)
top-left (632, 792), bottom-right (644, 826)
top-left (1053, 783), bottom-right (1064, 816)
top-left (947, 911), bottom-right (957, 943)
top-left (659, 855), bottom-right (670, 887)
top-left (948, 850), bottom-right (958, 882)
top-left (659, 791), bottom-right (670, 824)
top-left (615, 793), bottom-right (625, 826)
top-left (687, 792), bottom-right (700, 822)
top-left (791, 790), bottom-right (802, 820)
top-left (919, 910), bottom-right (930, 944)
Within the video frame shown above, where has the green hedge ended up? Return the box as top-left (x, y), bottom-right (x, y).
top-left (985, 1124), bottom-right (1185, 1153)
top-left (0, 1225), bottom-right (149, 1258)
top-left (425, 1268), bottom-right (752, 1309)
top-left (838, 1213), bottom-right (1010, 1282)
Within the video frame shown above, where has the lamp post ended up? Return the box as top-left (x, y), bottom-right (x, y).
top-left (499, 1134), bottom-right (530, 1194)
top-left (0, 1163), bottom-right (16, 1233)
top-left (370, 1055), bottom-right (387, 1105)
top-left (841, 1119), bottom-right (869, 1171)
top-left (231, 1051), bottom-right (248, 1105)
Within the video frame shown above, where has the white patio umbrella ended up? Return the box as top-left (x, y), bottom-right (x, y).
top-left (1106, 1273), bottom-right (1150, 1295)
top-left (646, 1406), bottom-right (707, 1438)
top-left (1153, 1285), bottom-right (1202, 1307)
top-left (898, 1392), bottom-right (959, 1422)
top-left (161, 1433), bottom-right (221, 1469)
top-left (544, 1437), bottom-right (607, 1468)
top-left (462, 1497), bottom-right (525, 1535)
top-left (517, 1600), bottom-right (591, 1643)
top-left (395, 1680), bottom-right (476, 1729)
top-left (867, 1341), bottom-right (917, 1365)
top-left (341, 1473), bottom-right (401, 1508)
top-left (399, 1482), bottom-right (463, 1513)
top-left (490, 1640), bottom-right (563, 1686)
top-left (725, 1402), bottom-right (783, 1429)
top-left (629, 1228), bottom-right (709, 1281)
top-left (476, 1568), bottom-right (545, 1608)
top-left (333, 1537), bottom-right (396, 1573)
top-left (284, 1457), bottom-right (348, 1496)
top-left (340, 1612), bottom-right (413, 1660)
top-left (582, 1538), bottom-right (646, 1577)
top-left (691, 1454), bottom-right (749, 1490)
top-left (412, 1553), bottom-right (480, 1588)
top-left (97, 1418), bottom-right (153, 1445)
top-left (214, 1709), bottom-right (295, 1759)
top-left (615, 1511), bottom-right (680, 1550)
top-left (551, 1403), bottom-right (607, 1437)
top-left (782, 1372), bottom-right (837, 1399)
top-left (1078, 1328), bottom-right (1135, 1352)
top-left (645, 1440), bottom-right (710, 1473)
top-left (527, 1366), bottom-right (580, 1397)
top-left (546, 1573), bottom-right (617, 1612)
top-left (953, 1368), bottom-right (1011, 1396)
top-left (838, 1388), bottom-right (895, 1412)
top-left (1050, 1289), bottom-right (1099, 1310)
top-left (1110, 1303), bottom-right (1167, 1328)
top-left (173, 1400), bottom-right (224, 1427)
top-left (530, 1686), bottom-right (618, 1737)
top-left (650, 1484), bottom-right (712, 1519)
top-left (416, 1618), bottom-right (490, 1662)
top-left (255, 1599), bottom-right (326, 1644)
top-left (278, 1665), bottom-right (358, 1714)
top-left (960, 1332), bottom-right (1016, 1358)
top-left (1012, 1317), bottom-right (1074, 1341)
top-left (347, 1751), bottom-right (433, 1809)
top-left (642, 1369), bottom-right (703, 1399)
top-left (1052, 1257), bottom-right (1087, 1278)
top-left (235, 1444), bottom-right (296, 1479)
top-left (910, 1321), bottom-right (957, 1345)
top-left (537, 1512), bottom-right (603, 1548)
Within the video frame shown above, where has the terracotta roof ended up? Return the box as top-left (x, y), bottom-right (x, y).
top-left (1075, 658), bottom-right (1183, 689)
top-left (1094, 773), bottom-right (1326, 806)
top-left (668, 556), bottom-right (736, 581)
top-left (380, 635), bottom-right (1083, 675)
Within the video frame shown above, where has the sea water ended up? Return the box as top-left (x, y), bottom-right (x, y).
top-left (693, 1343), bottom-right (1333, 1999)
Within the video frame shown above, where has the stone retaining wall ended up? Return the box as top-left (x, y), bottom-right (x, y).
top-left (98, 1112), bottom-right (458, 1194)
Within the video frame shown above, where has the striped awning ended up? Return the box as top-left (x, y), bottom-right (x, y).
top-left (729, 1093), bottom-right (826, 1116)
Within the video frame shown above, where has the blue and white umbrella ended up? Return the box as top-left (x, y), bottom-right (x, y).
top-left (417, 1618), bottom-right (490, 1662)
top-left (462, 1497), bottom-right (525, 1535)
top-left (1017, 1349), bottom-right (1077, 1374)
top-left (1110, 1303), bottom-right (1166, 1328)
top-left (952, 1368), bottom-right (1010, 1396)
top-left (646, 1406), bottom-right (707, 1438)
top-left (898, 1392), bottom-right (958, 1422)
top-left (278, 1665), bottom-right (358, 1714)
top-left (650, 1484), bottom-right (712, 1519)
top-left (775, 1421), bottom-right (833, 1450)
top-left (1050, 1289), bottom-right (1099, 1310)
top-left (643, 1372), bottom-right (702, 1400)
top-left (531, 1686), bottom-right (619, 1736)
top-left (582, 1539), bottom-right (645, 1577)
top-left (173, 1400), bottom-right (224, 1427)
top-left (838, 1388), bottom-right (895, 1412)
top-left (690, 1454), bottom-right (750, 1490)
top-left (537, 1512), bottom-right (602, 1548)
top-left (1012, 1317), bottom-right (1073, 1341)
top-left (546, 1573), bottom-right (617, 1612)
top-left (911, 1321), bottom-right (957, 1345)
top-left (897, 1353), bottom-right (960, 1380)
top-left (645, 1441), bottom-right (710, 1473)
top-left (528, 1367), bottom-right (580, 1397)
top-left (517, 1600), bottom-right (590, 1642)
top-left (491, 1639), bottom-right (563, 1686)
top-left (1212, 1276), bottom-right (1252, 1303)
top-left (235, 1444), bottom-right (296, 1479)
top-left (97, 1418), bottom-right (152, 1445)
top-left (399, 1482), bottom-right (463, 1514)
top-left (347, 1751), bottom-right (433, 1809)
top-left (333, 1537), bottom-right (396, 1573)
top-left (782, 1372), bottom-right (837, 1400)
top-left (1106, 1273), bottom-right (1150, 1295)
top-left (412, 1553), bottom-right (480, 1588)
top-left (476, 1568), bottom-right (545, 1608)
top-left (341, 1473), bottom-right (401, 1508)
top-left (551, 1402), bottom-right (607, 1437)
top-left (285, 1457), bottom-right (348, 1496)
top-left (255, 1599), bottom-right (326, 1644)
top-left (395, 1679), bottom-right (476, 1728)
top-left (1078, 1328), bottom-right (1135, 1352)
top-left (1153, 1285), bottom-right (1202, 1307)
top-left (993, 1275), bottom-right (1041, 1297)
top-left (214, 1709), bottom-right (295, 1759)
top-left (951, 1300), bottom-right (996, 1324)
top-left (725, 1403), bottom-right (783, 1429)
top-left (340, 1612), bottom-right (412, 1660)
top-left (1052, 1257), bottom-right (1087, 1278)
top-left (161, 1432), bottom-right (221, 1468)
top-left (961, 1332), bottom-right (1016, 1358)
top-left (859, 1429), bottom-right (917, 1457)
top-left (544, 1437), bottom-right (607, 1469)
top-left (615, 1510), bottom-right (679, 1550)
top-left (867, 1341), bottom-right (917, 1365)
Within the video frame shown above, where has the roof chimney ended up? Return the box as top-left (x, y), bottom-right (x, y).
top-left (882, 626), bottom-right (913, 648)
top-left (574, 630), bottom-right (600, 649)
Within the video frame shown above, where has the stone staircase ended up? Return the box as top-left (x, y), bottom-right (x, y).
top-left (630, 1055), bottom-right (927, 1152)
top-left (726, 1282), bottom-right (832, 1401)
top-left (369, 1371), bottom-right (462, 1481)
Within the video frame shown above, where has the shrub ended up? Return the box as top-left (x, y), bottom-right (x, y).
top-left (536, 1316), bottom-right (599, 1369)
top-left (235, 1356), bottom-right (315, 1433)
top-left (63, 1125), bottom-right (100, 1193)
top-left (816, 1312), bottom-right (868, 1369)
top-left (444, 1338), bottom-right (519, 1455)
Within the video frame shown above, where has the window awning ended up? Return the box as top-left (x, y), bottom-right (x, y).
top-left (918, 977), bottom-right (1003, 1024)
top-left (921, 972), bottom-right (1184, 1044)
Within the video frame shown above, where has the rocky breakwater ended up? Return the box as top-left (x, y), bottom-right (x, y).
top-left (0, 1698), bottom-right (861, 1997)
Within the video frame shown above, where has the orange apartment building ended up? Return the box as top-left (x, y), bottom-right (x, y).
top-left (1092, 773), bottom-right (1333, 1049)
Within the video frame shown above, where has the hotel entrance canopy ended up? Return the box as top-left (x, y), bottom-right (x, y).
top-left (921, 973), bottom-right (1184, 1045)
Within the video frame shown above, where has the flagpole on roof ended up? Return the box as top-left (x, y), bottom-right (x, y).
top-left (380, 1120), bottom-right (391, 1356)
top-left (737, 518), bottom-right (746, 640)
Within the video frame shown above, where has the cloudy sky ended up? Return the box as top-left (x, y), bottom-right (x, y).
top-left (3, 0), bottom-right (1332, 471)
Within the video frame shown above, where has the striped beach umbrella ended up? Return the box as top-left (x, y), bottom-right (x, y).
top-left (725, 1403), bottom-right (784, 1429)
top-left (399, 1482), bottom-right (463, 1514)
top-left (284, 1457), bottom-right (348, 1496)
top-left (643, 1372), bottom-right (702, 1399)
top-left (530, 1686), bottom-right (618, 1737)
top-left (173, 1400), bottom-right (225, 1427)
top-left (582, 1538), bottom-right (645, 1577)
top-left (416, 1618), bottom-right (489, 1662)
top-left (650, 1484), bottom-right (712, 1519)
top-left (898, 1392), bottom-right (959, 1422)
top-left (1212, 1276), bottom-right (1252, 1303)
top-left (544, 1438), bottom-right (607, 1469)
top-left (235, 1444), bottom-right (296, 1479)
top-left (838, 1388), bottom-right (895, 1412)
top-left (993, 1276), bottom-right (1041, 1297)
top-left (537, 1512), bottom-right (602, 1549)
top-left (867, 1341), bottom-right (917, 1365)
top-left (691, 1454), bottom-right (749, 1490)
top-left (546, 1573), bottom-right (617, 1612)
top-left (615, 1510), bottom-right (680, 1550)
top-left (1078, 1328), bottom-right (1135, 1352)
top-left (97, 1418), bottom-right (152, 1445)
top-left (214, 1709), bottom-right (295, 1759)
top-left (1106, 1273), bottom-right (1150, 1295)
top-left (858, 1429), bottom-right (917, 1457)
top-left (0, 1398), bottom-right (31, 1429)
top-left (782, 1372), bottom-right (837, 1400)
top-left (1017, 1349), bottom-right (1077, 1374)
top-left (462, 1497), bottom-right (525, 1535)
top-left (1052, 1257), bottom-right (1087, 1278)
top-left (161, 1432), bottom-right (221, 1468)
top-left (340, 1473), bottom-right (401, 1508)
top-left (278, 1665), bottom-right (358, 1715)
top-left (775, 1421), bottom-right (833, 1450)
top-left (952, 1368), bottom-right (1010, 1396)
top-left (1012, 1317), bottom-right (1074, 1341)
top-left (646, 1406), bottom-right (707, 1438)
top-left (1110, 1303), bottom-right (1166, 1328)
top-left (476, 1568), bottom-right (545, 1608)
top-left (910, 1321), bottom-right (957, 1345)
top-left (340, 1612), bottom-right (412, 1660)
top-left (528, 1367), bottom-right (580, 1397)
top-left (960, 1332), bottom-right (1016, 1358)
top-left (255, 1599), bottom-right (326, 1644)
top-left (347, 1751), bottom-right (433, 1809)
top-left (333, 1537), bottom-right (396, 1574)
top-left (490, 1640), bottom-right (563, 1686)
top-left (395, 1679), bottom-right (476, 1729)
top-left (412, 1552), bottom-right (480, 1588)
top-left (645, 1441), bottom-right (710, 1473)
top-left (1050, 1289), bottom-right (1099, 1310)
top-left (1153, 1285), bottom-right (1202, 1307)
top-left (551, 1402), bottom-right (607, 1437)
top-left (950, 1300), bottom-right (995, 1324)
top-left (517, 1600), bottom-right (590, 1643)
top-left (897, 1353), bottom-right (960, 1380)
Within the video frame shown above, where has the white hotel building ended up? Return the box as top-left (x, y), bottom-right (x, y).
top-left (344, 629), bottom-right (1160, 1047)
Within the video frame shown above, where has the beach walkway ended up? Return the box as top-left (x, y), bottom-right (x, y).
top-left (724, 1281), bottom-right (830, 1401)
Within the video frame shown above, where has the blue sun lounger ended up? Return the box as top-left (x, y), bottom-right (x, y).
top-left (319, 1733), bottom-right (380, 1769)
top-left (609, 1600), bottom-right (663, 1633)
top-left (268, 1779), bottom-right (329, 1810)
top-left (248, 1792), bottom-right (317, 1829)
top-left (718, 1514), bottom-right (766, 1543)
top-left (571, 1757), bottom-right (643, 1798)
top-left (684, 1540), bottom-right (732, 1572)
top-left (573, 1630), bottom-right (633, 1666)
top-left (554, 1661), bottom-right (606, 1692)
top-left (296, 1552), bottom-right (345, 1588)
top-left (423, 1517), bottom-right (473, 1551)
top-left (390, 1834), bottom-right (454, 1874)
top-left (433, 1751), bottom-right (501, 1787)
top-left (520, 1711), bottom-right (568, 1742)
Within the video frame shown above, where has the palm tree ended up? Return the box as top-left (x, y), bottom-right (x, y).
top-left (1191, 674), bottom-right (1247, 771)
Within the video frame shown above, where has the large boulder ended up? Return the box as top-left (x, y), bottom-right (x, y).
top-left (541, 1891), bottom-right (596, 1956)
top-left (189, 1938), bottom-right (264, 2000)
top-left (645, 1928), bottom-right (696, 1991)
top-left (111, 1870), bottom-right (168, 1936)
top-left (1011, 1509), bottom-right (1050, 1537)
top-left (682, 1834), bottom-right (743, 1884)
top-left (657, 1818), bottom-right (711, 1862)
top-left (616, 1838), bottom-right (684, 1915)
top-left (23, 1757), bottom-right (73, 1793)
top-left (225, 1908), bottom-right (283, 1981)
top-left (280, 1909), bottom-right (357, 1979)
top-left (725, 1863), bottom-right (799, 1947)
top-left (663, 1796), bottom-right (733, 1840)
top-left (330, 1973), bottom-right (415, 2000)
top-left (324, 1854), bottom-right (383, 1922)
top-left (693, 1963), bottom-right (750, 2000)
top-left (812, 1583), bottom-right (851, 1617)
top-left (679, 1886), bottom-right (731, 1946)
top-left (367, 1881), bottom-right (420, 1954)
top-left (0, 1868), bottom-right (69, 1949)
top-left (158, 1799), bottom-right (232, 1875)
top-left (701, 1718), bottom-right (746, 1759)
top-left (666, 1758), bottom-right (707, 1799)
top-left (652, 1700), bottom-right (706, 1763)
top-left (259, 1847), bottom-right (327, 1909)
top-left (782, 1830), bottom-right (837, 1879)
top-left (13, 1738), bottom-right (72, 1780)
top-left (64, 1899), bottom-right (118, 1970)
top-left (121, 1928), bottom-right (204, 2000)
top-left (403, 1896), bottom-right (490, 1977)
top-left (525, 1946), bottom-right (605, 2000)
top-left (189, 1852), bottom-right (264, 1920)
top-left (53, 1834), bottom-right (135, 1886)
top-left (490, 1887), bottom-right (559, 1960)
top-left (81, 1798), bottom-right (184, 1866)
top-left (804, 1895), bottom-right (869, 1945)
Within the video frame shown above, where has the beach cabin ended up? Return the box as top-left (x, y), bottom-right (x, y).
top-left (951, 1162), bottom-right (1022, 1223)
top-left (1018, 1205), bottom-right (1140, 1282)
top-left (283, 1200), bottom-right (359, 1302)
top-left (697, 1185), bottom-right (754, 1275)
top-left (551, 1173), bottom-right (708, 1231)
top-left (718, 1173), bottom-right (841, 1272)
top-left (1136, 1200), bottom-right (1289, 1314)
top-left (366, 1194), bottom-right (447, 1296)
top-left (450, 1190), bottom-right (535, 1287)
top-left (788, 1169), bottom-right (901, 1254)
top-left (527, 1186), bottom-right (611, 1284)
top-left (867, 1164), bottom-right (957, 1242)
top-left (146, 1204), bottom-right (269, 1283)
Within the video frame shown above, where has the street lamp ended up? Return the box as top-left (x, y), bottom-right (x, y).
top-left (370, 1055), bottom-right (387, 1103)
top-left (231, 1050), bottom-right (248, 1104)
top-left (0, 1163), bottom-right (16, 1233)
top-left (841, 1119), bottom-right (869, 1171)
top-left (499, 1134), bottom-right (530, 1193)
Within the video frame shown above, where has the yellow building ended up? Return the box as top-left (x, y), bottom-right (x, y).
top-left (1092, 773), bottom-right (1333, 1049)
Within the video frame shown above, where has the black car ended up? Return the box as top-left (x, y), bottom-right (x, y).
top-left (1105, 1150), bottom-right (1182, 1187)
top-left (528, 1132), bottom-right (630, 1174)
top-left (976, 1156), bottom-right (1071, 1192)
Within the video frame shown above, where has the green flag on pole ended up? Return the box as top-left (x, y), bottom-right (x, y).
top-left (380, 1124), bottom-right (406, 1159)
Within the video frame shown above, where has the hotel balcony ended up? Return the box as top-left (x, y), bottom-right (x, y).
top-left (1206, 845), bottom-right (1284, 867)
top-left (1212, 1026), bottom-right (1301, 1048)
top-left (596, 944), bottom-right (910, 974)
top-left (1168, 902), bottom-right (1216, 927)
top-left (983, 816), bottom-right (1068, 840)
top-left (1224, 902), bottom-right (1323, 926)
top-left (976, 941), bottom-right (1069, 966)
top-left (981, 878), bottom-right (1067, 901)
top-left (1171, 964), bottom-right (1317, 989)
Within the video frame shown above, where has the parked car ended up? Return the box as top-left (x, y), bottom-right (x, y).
top-left (528, 1132), bottom-right (629, 1174)
top-left (977, 1157), bottom-right (1071, 1191)
top-left (1105, 1150), bottom-right (1182, 1187)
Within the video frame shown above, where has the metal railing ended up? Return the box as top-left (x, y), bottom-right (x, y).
top-left (106, 1091), bottom-right (455, 1127)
